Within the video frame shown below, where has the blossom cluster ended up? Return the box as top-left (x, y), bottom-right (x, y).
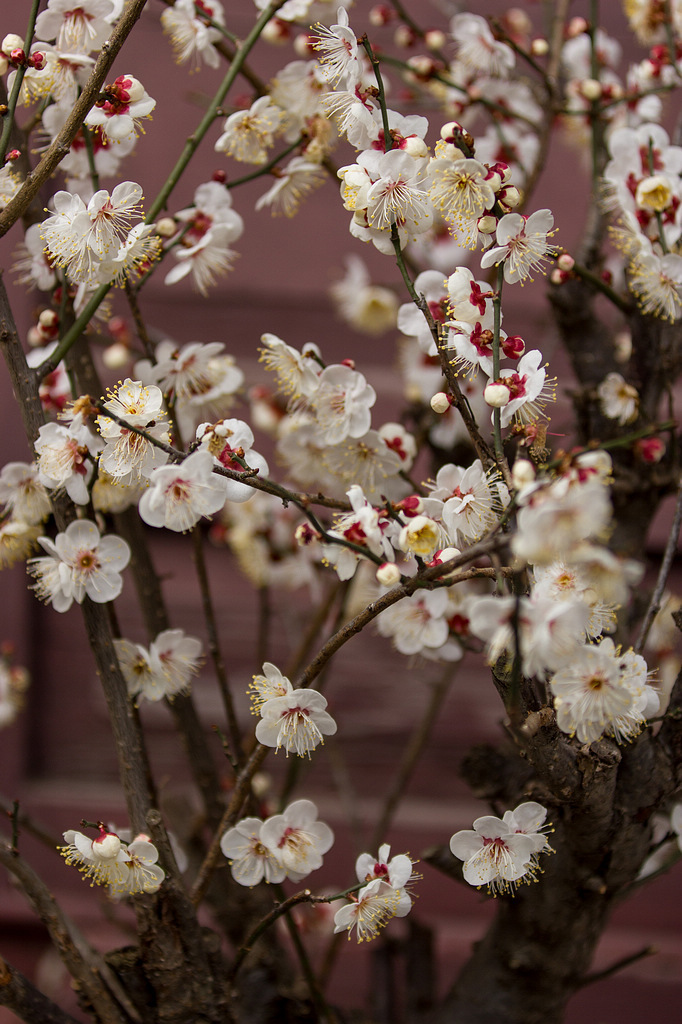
top-left (60, 823), bottom-right (164, 896)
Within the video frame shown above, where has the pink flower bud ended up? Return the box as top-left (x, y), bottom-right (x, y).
top-left (10, 48), bottom-right (25, 65)
top-left (394, 24), bottom-right (416, 47)
top-left (557, 253), bottom-right (575, 271)
top-left (295, 523), bottom-right (319, 546)
top-left (29, 51), bottom-right (45, 69)
top-left (635, 437), bottom-right (665, 463)
top-left (566, 16), bottom-right (588, 38)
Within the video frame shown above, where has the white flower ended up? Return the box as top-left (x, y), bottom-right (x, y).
top-left (117, 835), bottom-right (165, 895)
top-left (355, 843), bottom-right (418, 914)
top-left (161, 0), bottom-right (224, 68)
top-left (35, 0), bottom-right (115, 54)
top-left (259, 333), bottom-right (322, 400)
top-left (627, 250), bottom-right (682, 321)
top-left (255, 157), bottom-right (325, 217)
top-left (480, 209), bottom-right (555, 284)
top-left (428, 157), bottom-right (496, 248)
top-left (214, 97), bottom-right (284, 164)
top-left (330, 255), bottom-right (398, 336)
top-left (549, 637), bottom-right (657, 744)
top-left (365, 150), bottom-right (431, 233)
top-left (333, 878), bottom-right (404, 942)
top-left (139, 451), bottom-right (228, 533)
top-left (34, 421), bottom-right (99, 505)
top-left (60, 826), bottom-right (129, 888)
top-left (255, 688), bottom-right (337, 757)
top-left (597, 372), bottom-right (639, 424)
top-left (195, 418), bottom-right (268, 503)
top-left (449, 813), bottom-right (541, 894)
top-left (28, 519), bottom-right (130, 613)
top-left (117, 629), bottom-right (203, 703)
top-left (468, 591), bottom-right (589, 678)
top-left (84, 74), bottom-right (155, 144)
top-left (312, 364), bottom-right (376, 445)
top-left (309, 6), bottom-right (357, 83)
top-left (450, 13), bottom-right (515, 78)
top-left (248, 662), bottom-right (293, 715)
top-left (259, 799), bottom-right (334, 882)
top-left (376, 589), bottom-right (456, 658)
top-left (220, 817), bottom-right (287, 886)
top-left (496, 350), bottom-right (556, 427)
top-left (0, 462), bottom-right (52, 524)
top-left (97, 379), bottom-right (170, 484)
top-left (423, 460), bottom-right (508, 546)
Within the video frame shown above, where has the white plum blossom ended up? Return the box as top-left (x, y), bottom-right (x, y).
top-left (481, 209), bottom-right (555, 284)
top-left (115, 630), bottom-right (203, 702)
top-left (214, 97), bottom-right (284, 164)
top-left (255, 687), bottom-right (337, 757)
top-left (311, 7), bottom-right (360, 88)
top-left (255, 157), bottom-right (325, 217)
top-left (424, 460), bottom-right (508, 546)
top-left (450, 805), bottom-right (552, 894)
top-left (164, 182), bottom-right (244, 296)
top-left (450, 13), bottom-right (515, 78)
top-left (0, 462), bottom-right (52, 524)
top-left (312, 364), bottom-right (376, 445)
top-left (28, 519), bottom-right (130, 613)
top-left (259, 333), bottom-right (322, 401)
top-left (97, 379), bottom-right (170, 485)
top-left (355, 844), bottom-right (418, 914)
top-left (330, 255), bottom-right (399, 336)
top-left (35, 0), bottom-right (115, 53)
top-left (139, 451), bottom-right (228, 533)
top-left (376, 588), bottom-right (460, 659)
top-left (195, 418), bottom-right (269, 503)
top-left (469, 591), bottom-right (589, 679)
top-left (248, 662), bottom-right (294, 715)
top-left (597, 373), bottom-right (639, 424)
top-left (84, 74), bottom-right (156, 145)
top-left (323, 484), bottom-right (395, 580)
top-left (60, 825), bottom-right (164, 895)
top-left (334, 878), bottom-right (405, 942)
top-left (549, 637), bottom-right (658, 744)
top-left (161, 0), bottom-right (225, 68)
top-left (220, 818), bottom-right (287, 886)
top-left (259, 799), bottom-right (334, 882)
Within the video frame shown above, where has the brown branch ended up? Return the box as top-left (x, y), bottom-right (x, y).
top-left (0, 955), bottom-right (82, 1024)
top-left (0, 841), bottom-right (131, 1024)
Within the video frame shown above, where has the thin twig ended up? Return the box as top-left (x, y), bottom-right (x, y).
top-left (578, 945), bottom-right (657, 987)
top-left (635, 476), bottom-right (682, 652)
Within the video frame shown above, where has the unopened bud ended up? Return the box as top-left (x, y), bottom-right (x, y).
top-left (155, 217), bottom-right (176, 237)
top-left (38, 308), bottom-right (58, 330)
top-left (498, 185), bottom-right (521, 208)
top-left (376, 561), bottom-right (401, 587)
top-left (2, 34), bottom-right (23, 56)
top-left (531, 37), bottom-right (549, 56)
top-left (293, 32), bottom-right (314, 57)
top-left (477, 214), bottom-right (497, 235)
top-left (566, 16), bottom-right (588, 38)
top-left (9, 48), bottom-right (25, 65)
top-left (27, 326), bottom-right (43, 347)
top-left (102, 342), bottom-right (130, 370)
top-left (402, 134), bottom-right (429, 158)
top-left (29, 51), bottom-right (45, 69)
top-left (511, 458), bottom-right (536, 490)
top-left (484, 382), bottom-right (510, 408)
top-left (0, 57), bottom-right (8, 76)
top-left (580, 78), bottom-right (602, 101)
top-left (430, 391), bottom-right (451, 414)
top-left (6, 148), bottom-right (20, 161)
top-left (93, 830), bottom-right (122, 859)
top-left (557, 253), bottom-right (575, 271)
top-left (394, 24), bottom-right (416, 47)
top-left (369, 5), bottom-right (393, 27)
top-left (261, 17), bottom-right (290, 44)
top-left (635, 437), bottom-right (665, 463)
top-left (340, 358), bottom-right (355, 369)
top-left (425, 28), bottom-right (446, 50)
